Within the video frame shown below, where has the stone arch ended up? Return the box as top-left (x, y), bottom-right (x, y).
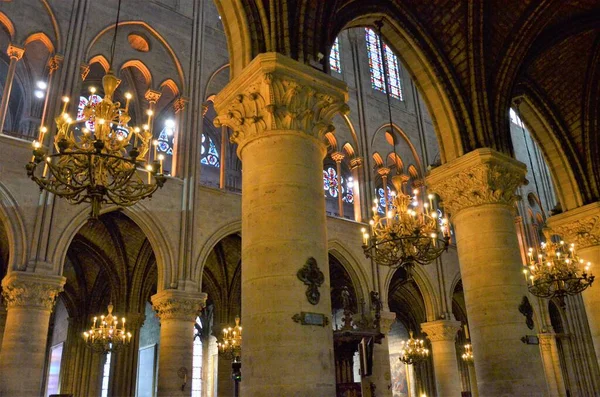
top-left (328, 240), bottom-right (371, 305)
top-left (204, 63), bottom-right (230, 100)
top-left (88, 54), bottom-right (110, 73)
top-left (383, 264), bottom-right (440, 322)
top-left (159, 78), bottom-right (179, 97)
top-left (85, 21), bottom-right (185, 89)
top-left (120, 59), bottom-right (152, 86)
top-left (373, 123), bottom-right (423, 175)
top-left (512, 92), bottom-right (583, 211)
top-left (0, 182), bottom-right (27, 272)
top-left (0, 12), bottom-right (15, 40)
top-left (212, 1), bottom-right (253, 79)
top-left (23, 32), bottom-right (55, 54)
top-left (50, 204), bottom-right (174, 291)
top-left (193, 220), bottom-right (242, 286)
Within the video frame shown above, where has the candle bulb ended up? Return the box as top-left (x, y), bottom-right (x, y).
top-left (153, 139), bottom-right (158, 160)
top-left (146, 164), bottom-right (153, 184)
top-left (38, 126), bottom-right (47, 143)
top-left (158, 154), bottom-right (164, 174)
top-left (42, 158), bottom-right (49, 178)
top-left (125, 92), bottom-right (132, 112)
top-left (61, 96), bottom-right (70, 114)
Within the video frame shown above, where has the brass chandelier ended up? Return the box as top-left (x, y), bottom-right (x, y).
top-left (398, 331), bottom-right (429, 365)
top-left (217, 316), bottom-right (242, 361)
top-left (524, 228), bottom-right (594, 304)
top-left (461, 343), bottom-right (473, 363)
top-left (360, 21), bottom-right (449, 269)
top-left (83, 303), bottom-right (132, 353)
top-left (26, 0), bottom-right (165, 220)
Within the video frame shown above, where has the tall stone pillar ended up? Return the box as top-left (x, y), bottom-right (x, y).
top-left (214, 53), bottom-right (348, 396)
top-left (152, 290), bottom-right (207, 397)
top-left (111, 312), bottom-right (146, 397)
top-left (548, 202), bottom-right (600, 370)
top-left (538, 332), bottom-right (566, 397)
top-left (217, 354), bottom-right (234, 397)
top-left (0, 271), bottom-right (65, 396)
top-left (420, 319), bottom-right (462, 396)
top-left (350, 157), bottom-right (363, 222)
top-left (0, 45), bottom-right (25, 134)
top-left (428, 148), bottom-right (547, 395)
top-left (369, 311), bottom-right (396, 397)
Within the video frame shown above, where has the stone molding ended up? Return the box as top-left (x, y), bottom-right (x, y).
top-left (349, 157), bottom-right (363, 170)
top-left (144, 89), bottom-right (162, 104)
top-left (213, 53), bottom-right (349, 153)
top-left (379, 311), bottom-right (397, 335)
top-left (151, 290), bottom-right (207, 321)
top-left (547, 202), bottom-right (600, 250)
top-left (48, 54), bottom-right (64, 74)
top-left (1, 271), bottom-right (65, 311)
top-left (427, 148), bottom-right (527, 216)
top-left (421, 319), bottom-right (461, 342)
top-left (537, 332), bottom-right (556, 352)
top-left (173, 96), bottom-right (188, 113)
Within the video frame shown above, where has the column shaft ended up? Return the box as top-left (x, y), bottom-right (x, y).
top-left (217, 355), bottom-right (234, 396)
top-left (0, 45), bottom-right (24, 134)
top-left (214, 53), bottom-right (348, 397)
top-left (428, 149), bottom-right (547, 395)
top-left (539, 333), bottom-right (566, 397)
top-left (152, 290), bottom-right (206, 397)
top-left (421, 320), bottom-right (461, 396)
top-left (111, 313), bottom-right (145, 397)
top-left (0, 272), bottom-right (65, 396)
top-left (350, 158), bottom-right (363, 222)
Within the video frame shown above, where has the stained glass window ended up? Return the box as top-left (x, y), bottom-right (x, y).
top-left (191, 317), bottom-right (203, 397)
top-left (330, 37), bottom-right (342, 73)
top-left (200, 134), bottom-right (220, 167)
top-left (157, 121), bottom-right (175, 155)
top-left (509, 108), bottom-right (525, 128)
top-left (365, 28), bottom-right (403, 100)
top-left (376, 186), bottom-right (395, 214)
top-left (323, 167), bottom-right (354, 204)
top-left (77, 94), bottom-right (102, 131)
top-left (101, 349), bottom-right (112, 397)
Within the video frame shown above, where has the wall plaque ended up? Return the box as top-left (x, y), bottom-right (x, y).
top-left (292, 312), bottom-right (329, 327)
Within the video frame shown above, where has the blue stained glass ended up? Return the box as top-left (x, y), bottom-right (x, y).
top-left (330, 38), bottom-right (342, 73)
top-left (200, 134), bottom-right (220, 167)
top-left (365, 28), bottom-right (403, 100)
top-left (323, 166), bottom-right (354, 203)
top-left (157, 125), bottom-right (174, 155)
top-left (376, 186), bottom-right (394, 214)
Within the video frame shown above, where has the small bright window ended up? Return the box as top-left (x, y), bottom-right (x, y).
top-left (191, 317), bottom-right (203, 397)
top-left (101, 350), bottom-right (112, 397)
top-left (200, 134), bottom-right (220, 167)
top-left (365, 28), bottom-right (403, 100)
top-left (330, 37), bottom-right (342, 73)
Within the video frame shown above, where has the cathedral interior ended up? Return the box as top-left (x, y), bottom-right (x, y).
top-left (0, 1), bottom-right (599, 396)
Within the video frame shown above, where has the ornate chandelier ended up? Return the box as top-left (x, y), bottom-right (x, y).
top-left (398, 330), bottom-right (429, 365)
top-left (361, 174), bottom-right (450, 268)
top-left (524, 228), bottom-right (594, 304)
top-left (217, 316), bottom-right (242, 361)
top-left (83, 303), bottom-right (132, 353)
top-left (26, 0), bottom-right (165, 220)
top-left (462, 343), bottom-right (473, 363)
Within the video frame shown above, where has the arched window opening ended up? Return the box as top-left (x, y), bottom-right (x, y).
top-left (201, 133), bottom-right (220, 167)
top-left (192, 316), bottom-right (203, 397)
top-left (365, 28), bottom-right (403, 100)
top-left (330, 37), bottom-right (342, 73)
top-left (101, 350), bottom-right (112, 397)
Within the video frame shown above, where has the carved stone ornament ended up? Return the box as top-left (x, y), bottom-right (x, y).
top-left (427, 148), bottom-right (527, 217)
top-left (6, 44), bottom-right (24, 61)
top-left (213, 53), bottom-right (349, 154)
top-left (537, 333), bottom-right (555, 352)
top-left (379, 311), bottom-right (397, 335)
top-left (518, 296), bottom-right (535, 330)
top-left (297, 257), bottom-right (324, 305)
top-left (151, 290), bottom-right (208, 321)
top-left (421, 319), bottom-right (461, 342)
top-left (1, 272), bottom-right (65, 311)
top-left (548, 202), bottom-right (600, 250)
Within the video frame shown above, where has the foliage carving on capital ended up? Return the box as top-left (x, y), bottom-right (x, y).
top-left (152, 291), bottom-right (207, 321)
top-left (214, 71), bottom-right (348, 146)
top-left (1, 273), bottom-right (65, 311)
top-left (549, 212), bottom-right (600, 250)
top-left (429, 161), bottom-right (526, 216)
top-left (379, 311), bottom-right (397, 335)
top-left (421, 320), bottom-right (461, 342)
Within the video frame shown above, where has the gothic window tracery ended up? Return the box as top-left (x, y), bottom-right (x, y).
top-left (330, 37), bottom-right (342, 73)
top-left (200, 134), bottom-right (220, 167)
top-left (365, 28), bottom-right (403, 100)
top-left (323, 166), bottom-right (354, 204)
top-left (191, 317), bottom-right (203, 397)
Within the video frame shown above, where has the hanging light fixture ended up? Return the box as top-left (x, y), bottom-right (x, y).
top-left (217, 316), bottom-right (242, 362)
top-left (360, 21), bottom-right (450, 269)
top-left (26, 0), bottom-right (165, 220)
top-left (399, 330), bottom-right (429, 365)
top-left (461, 343), bottom-right (474, 363)
top-left (524, 228), bottom-right (594, 305)
top-left (83, 303), bottom-right (132, 353)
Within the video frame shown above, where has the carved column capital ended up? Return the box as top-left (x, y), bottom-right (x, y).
top-left (421, 319), bottom-right (461, 342)
top-left (213, 53), bottom-right (349, 154)
top-left (173, 96), bottom-right (188, 113)
top-left (377, 167), bottom-right (390, 177)
top-left (349, 157), bottom-right (363, 170)
top-left (145, 89), bottom-right (162, 104)
top-left (331, 151), bottom-right (345, 163)
top-left (48, 54), bottom-right (64, 74)
top-left (80, 63), bottom-right (90, 81)
top-left (151, 290), bottom-right (207, 322)
top-left (1, 271), bottom-right (65, 311)
top-left (427, 148), bottom-right (527, 216)
top-left (379, 311), bottom-right (397, 335)
top-left (547, 202), bottom-right (600, 250)
top-left (6, 44), bottom-right (24, 61)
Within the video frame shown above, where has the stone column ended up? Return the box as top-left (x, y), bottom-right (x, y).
top-left (0, 45), bottom-right (25, 134)
top-left (548, 202), bottom-right (600, 369)
top-left (467, 362), bottom-right (479, 397)
top-left (214, 53), bottom-right (348, 396)
top-left (0, 271), bottom-right (65, 396)
top-left (111, 312), bottom-right (146, 397)
top-left (370, 311), bottom-right (396, 397)
top-left (332, 151), bottom-right (345, 218)
top-left (538, 332), bottom-right (566, 397)
top-left (217, 354), bottom-right (234, 396)
top-left (420, 319), bottom-right (461, 397)
top-left (350, 157), bottom-right (363, 222)
top-left (152, 289), bottom-right (207, 397)
top-left (428, 148), bottom-right (547, 396)
top-left (0, 300), bottom-right (6, 353)
top-left (172, 96), bottom-right (188, 177)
